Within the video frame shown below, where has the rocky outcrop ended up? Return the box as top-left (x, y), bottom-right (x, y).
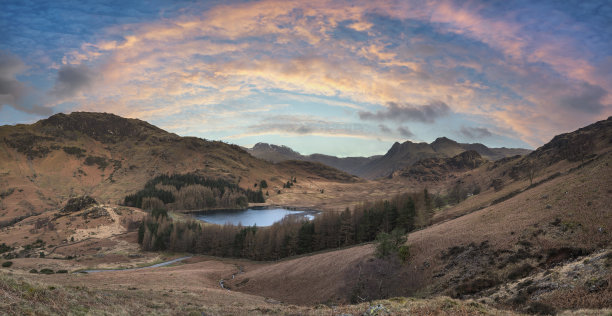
top-left (60, 196), bottom-right (98, 214)
top-left (393, 150), bottom-right (487, 181)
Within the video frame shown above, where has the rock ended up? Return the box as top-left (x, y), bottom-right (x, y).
top-left (545, 204), bottom-right (552, 209)
top-left (363, 304), bottom-right (390, 316)
top-left (81, 207), bottom-right (108, 219)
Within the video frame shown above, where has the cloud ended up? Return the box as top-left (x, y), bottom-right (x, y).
top-left (359, 101), bottom-right (451, 123)
top-left (559, 83), bottom-right (608, 114)
top-left (397, 126), bottom-right (413, 138)
top-left (459, 126), bottom-right (493, 139)
top-left (4, 0), bottom-right (610, 150)
top-left (0, 51), bottom-right (51, 115)
top-left (50, 64), bottom-right (94, 98)
top-left (226, 114), bottom-right (391, 141)
top-left (378, 124), bottom-right (391, 133)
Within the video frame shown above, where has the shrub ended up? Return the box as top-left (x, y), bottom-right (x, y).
top-left (508, 263), bottom-right (534, 280)
top-left (398, 245), bottom-right (411, 263)
top-left (2, 261), bottom-right (13, 268)
top-left (39, 268), bottom-right (54, 274)
top-left (259, 180), bottom-right (268, 188)
top-left (61, 196), bottom-right (97, 213)
top-left (472, 185), bottom-right (481, 195)
top-left (84, 156), bottom-right (109, 169)
top-left (56, 269), bottom-right (68, 274)
top-left (375, 232), bottom-right (394, 258)
top-left (455, 277), bottom-right (498, 296)
top-left (375, 229), bottom-right (407, 259)
top-left (29, 269), bottom-right (38, 273)
top-left (491, 178), bottom-right (504, 192)
top-left (62, 146), bottom-right (86, 158)
top-left (0, 243), bottom-right (13, 254)
top-left (526, 302), bottom-right (556, 315)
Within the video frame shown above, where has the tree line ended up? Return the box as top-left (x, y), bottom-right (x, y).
top-left (138, 190), bottom-right (434, 260)
top-left (124, 173), bottom-right (264, 211)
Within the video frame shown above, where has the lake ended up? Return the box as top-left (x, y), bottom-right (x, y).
top-left (193, 207), bottom-right (317, 226)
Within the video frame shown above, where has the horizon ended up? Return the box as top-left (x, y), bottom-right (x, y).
top-left (2, 1), bottom-right (611, 156)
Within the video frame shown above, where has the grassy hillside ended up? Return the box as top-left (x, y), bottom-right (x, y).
top-left (0, 114), bottom-right (609, 315)
top-left (0, 112), bottom-right (357, 223)
top-left (227, 117), bottom-right (612, 312)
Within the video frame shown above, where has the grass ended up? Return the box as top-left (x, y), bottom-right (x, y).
top-left (0, 272), bottom-right (523, 315)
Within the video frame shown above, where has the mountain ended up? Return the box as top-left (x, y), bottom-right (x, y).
top-left (0, 112), bottom-right (357, 222)
top-left (392, 150), bottom-right (487, 181)
top-left (356, 138), bottom-right (531, 179)
top-left (0, 114), bottom-right (610, 315)
top-left (248, 139), bottom-right (529, 180)
top-left (246, 143), bottom-right (303, 162)
top-left (247, 142), bottom-right (380, 175)
top-left (227, 116), bottom-right (612, 310)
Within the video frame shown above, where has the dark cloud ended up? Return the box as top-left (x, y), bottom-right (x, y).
top-left (295, 125), bottom-right (313, 134)
top-left (459, 126), bottom-right (493, 139)
top-left (51, 64), bottom-right (93, 98)
top-left (0, 51), bottom-right (51, 115)
top-left (559, 83), bottom-right (608, 114)
top-left (359, 100), bottom-right (451, 123)
top-left (378, 124), bottom-right (391, 133)
top-left (243, 115), bottom-right (376, 139)
top-left (397, 126), bottom-right (413, 137)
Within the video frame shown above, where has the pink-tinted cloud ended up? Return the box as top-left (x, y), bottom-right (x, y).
top-left (43, 0), bottom-right (610, 150)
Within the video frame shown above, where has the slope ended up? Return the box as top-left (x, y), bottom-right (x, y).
top-left (227, 117), bottom-right (612, 312)
top-left (0, 112), bottom-right (357, 223)
top-left (356, 138), bottom-right (531, 179)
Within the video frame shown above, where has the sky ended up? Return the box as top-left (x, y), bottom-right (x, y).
top-left (1, 0), bottom-right (611, 157)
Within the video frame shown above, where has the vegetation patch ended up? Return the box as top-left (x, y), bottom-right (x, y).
top-left (454, 277), bottom-right (499, 297)
top-left (525, 302), bottom-right (556, 315)
top-left (508, 263), bottom-right (534, 280)
top-left (139, 191), bottom-right (432, 261)
top-left (124, 173), bottom-right (264, 210)
top-left (62, 146), bottom-right (86, 158)
top-left (491, 189), bottom-right (523, 205)
top-left (0, 243), bottom-right (13, 254)
top-left (0, 188), bottom-right (15, 199)
top-left (3, 133), bottom-right (54, 159)
top-left (84, 156), bottom-right (109, 169)
top-left (544, 247), bottom-right (590, 267)
top-left (61, 196), bottom-right (97, 214)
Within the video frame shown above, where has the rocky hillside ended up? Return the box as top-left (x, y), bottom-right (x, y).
top-left (249, 139), bottom-right (529, 179)
top-left (0, 112), bottom-right (356, 222)
top-left (392, 150), bottom-right (488, 181)
top-left (228, 117), bottom-right (612, 313)
top-left (356, 137), bottom-right (531, 179)
top-left (246, 143), bottom-right (303, 162)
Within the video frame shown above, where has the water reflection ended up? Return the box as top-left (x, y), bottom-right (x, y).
top-left (193, 207), bottom-right (317, 226)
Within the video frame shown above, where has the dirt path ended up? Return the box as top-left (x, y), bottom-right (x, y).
top-left (70, 206), bottom-right (125, 241)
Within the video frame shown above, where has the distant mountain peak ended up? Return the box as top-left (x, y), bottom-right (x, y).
top-left (432, 136), bottom-right (458, 146)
